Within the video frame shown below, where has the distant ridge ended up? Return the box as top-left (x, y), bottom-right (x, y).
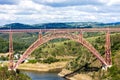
top-left (2, 23), bottom-right (33, 29)
top-left (0, 22), bottom-right (120, 29)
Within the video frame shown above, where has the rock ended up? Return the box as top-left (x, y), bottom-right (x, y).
top-left (58, 69), bottom-right (92, 80)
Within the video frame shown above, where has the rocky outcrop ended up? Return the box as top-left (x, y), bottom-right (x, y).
top-left (58, 69), bottom-right (92, 80)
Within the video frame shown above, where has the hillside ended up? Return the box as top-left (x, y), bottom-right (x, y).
top-left (0, 32), bottom-right (38, 53)
top-left (0, 22), bottom-right (120, 29)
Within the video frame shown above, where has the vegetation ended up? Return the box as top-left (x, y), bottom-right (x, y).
top-left (0, 32), bottom-right (37, 53)
top-left (28, 59), bottom-right (37, 64)
top-left (1, 22), bottom-right (120, 29)
top-left (107, 65), bottom-right (120, 80)
top-left (0, 66), bottom-right (31, 80)
top-left (0, 56), bottom-right (8, 61)
top-left (42, 56), bottom-right (59, 64)
top-left (0, 37), bottom-right (8, 53)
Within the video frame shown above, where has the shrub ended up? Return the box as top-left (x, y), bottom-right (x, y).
top-left (0, 66), bottom-right (31, 80)
top-left (43, 57), bottom-right (59, 64)
top-left (105, 65), bottom-right (120, 80)
top-left (0, 56), bottom-right (8, 60)
top-left (28, 59), bottom-right (37, 64)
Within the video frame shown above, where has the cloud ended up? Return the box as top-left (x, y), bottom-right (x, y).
top-left (0, 0), bottom-right (120, 25)
top-left (32, 0), bottom-right (105, 7)
top-left (107, 0), bottom-right (120, 6)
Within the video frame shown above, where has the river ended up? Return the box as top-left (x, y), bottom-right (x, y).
top-left (23, 70), bottom-right (65, 80)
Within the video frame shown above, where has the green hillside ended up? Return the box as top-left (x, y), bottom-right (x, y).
top-left (1, 22), bottom-right (120, 29)
top-left (0, 32), bottom-right (38, 53)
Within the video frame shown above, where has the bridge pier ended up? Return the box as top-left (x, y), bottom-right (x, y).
top-left (8, 31), bottom-right (14, 70)
top-left (38, 32), bottom-right (42, 41)
top-left (105, 30), bottom-right (112, 68)
top-left (79, 30), bottom-right (83, 42)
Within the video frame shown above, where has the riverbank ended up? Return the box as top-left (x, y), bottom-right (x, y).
top-left (58, 69), bottom-right (92, 80)
top-left (19, 62), bottom-right (92, 80)
top-left (1, 61), bottom-right (93, 80)
top-left (18, 61), bottom-right (67, 72)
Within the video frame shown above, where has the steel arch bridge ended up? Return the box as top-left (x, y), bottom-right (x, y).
top-left (0, 28), bottom-right (116, 70)
top-left (13, 32), bottom-right (108, 69)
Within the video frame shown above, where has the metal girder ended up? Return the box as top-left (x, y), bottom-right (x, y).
top-left (0, 28), bottom-right (120, 33)
top-left (105, 30), bottom-right (112, 66)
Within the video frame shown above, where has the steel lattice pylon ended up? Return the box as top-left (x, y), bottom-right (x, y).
top-left (105, 30), bottom-right (112, 66)
top-left (8, 31), bottom-right (14, 70)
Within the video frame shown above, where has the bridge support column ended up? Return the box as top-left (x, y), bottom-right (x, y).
top-left (8, 32), bottom-right (14, 70)
top-left (79, 30), bottom-right (83, 42)
top-left (38, 32), bottom-right (42, 41)
top-left (105, 30), bottom-right (112, 67)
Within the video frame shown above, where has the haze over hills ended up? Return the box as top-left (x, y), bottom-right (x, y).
top-left (0, 22), bottom-right (120, 29)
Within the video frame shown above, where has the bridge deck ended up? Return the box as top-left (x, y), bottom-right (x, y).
top-left (0, 28), bottom-right (120, 33)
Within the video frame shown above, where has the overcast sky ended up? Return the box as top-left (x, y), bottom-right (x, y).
top-left (0, 0), bottom-right (120, 25)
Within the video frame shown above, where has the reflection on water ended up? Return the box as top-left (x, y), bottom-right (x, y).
top-left (23, 71), bottom-right (65, 80)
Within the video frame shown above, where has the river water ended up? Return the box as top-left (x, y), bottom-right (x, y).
top-left (23, 71), bottom-right (65, 80)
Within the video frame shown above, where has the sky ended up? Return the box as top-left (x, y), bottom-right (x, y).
top-left (0, 0), bottom-right (120, 25)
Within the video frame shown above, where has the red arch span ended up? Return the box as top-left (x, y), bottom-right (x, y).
top-left (13, 32), bottom-right (108, 69)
